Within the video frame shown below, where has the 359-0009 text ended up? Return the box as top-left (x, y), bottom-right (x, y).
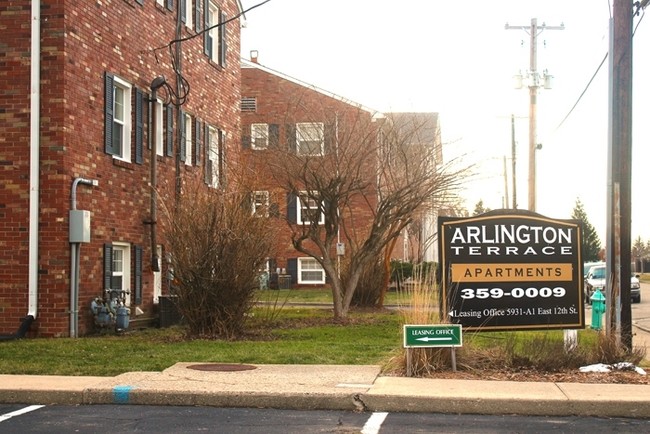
top-left (459, 286), bottom-right (567, 300)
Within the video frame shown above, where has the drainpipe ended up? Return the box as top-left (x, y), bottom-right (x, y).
top-left (69, 177), bottom-right (97, 338)
top-left (27, 0), bottom-right (41, 321)
top-left (149, 76), bottom-right (167, 273)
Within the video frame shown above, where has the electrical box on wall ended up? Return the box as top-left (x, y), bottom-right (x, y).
top-left (69, 210), bottom-right (91, 243)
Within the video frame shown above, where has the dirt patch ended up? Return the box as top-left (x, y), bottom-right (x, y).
top-left (419, 367), bottom-right (649, 384)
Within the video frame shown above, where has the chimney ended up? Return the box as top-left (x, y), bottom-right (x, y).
top-left (250, 50), bottom-right (259, 63)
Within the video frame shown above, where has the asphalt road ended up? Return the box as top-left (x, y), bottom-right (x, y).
top-left (1, 405), bottom-right (648, 433)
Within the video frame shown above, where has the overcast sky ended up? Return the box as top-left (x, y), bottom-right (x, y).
top-left (239, 0), bottom-right (650, 244)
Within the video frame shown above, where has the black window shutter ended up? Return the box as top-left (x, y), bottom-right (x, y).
top-left (180, 0), bottom-right (186, 23)
top-left (219, 10), bottom-right (227, 66)
top-left (287, 258), bottom-right (298, 285)
top-left (165, 105), bottom-right (173, 157)
top-left (324, 122), bottom-right (335, 155)
top-left (179, 110), bottom-right (186, 162)
top-left (103, 243), bottom-right (113, 290)
top-left (269, 202), bottom-right (280, 218)
top-left (194, 0), bottom-right (202, 32)
top-left (269, 124), bottom-right (279, 148)
top-left (244, 192), bottom-right (253, 213)
top-left (135, 88), bottom-right (144, 164)
top-left (286, 124), bottom-right (296, 153)
top-left (146, 92), bottom-right (152, 150)
top-left (219, 129), bottom-right (226, 187)
top-left (194, 118), bottom-right (201, 165)
top-left (166, 0), bottom-right (174, 12)
top-left (134, 245), bottom-right (143, 305)
top-left (241, 125), bottom-right (250, 149)
top-left (104, 72), bottom-right (116, 155)
top-left (203, 0), bottom-right (210, 56)
top-left (287, 193), bottom-right (297, 223)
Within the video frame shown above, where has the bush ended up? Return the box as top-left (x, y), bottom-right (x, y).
top-left (351, 258), bottom-right (387, 307)
top-left (162, 184), bottom-right (274, 339)
top-left (390, 260), bottom-right (413, 289)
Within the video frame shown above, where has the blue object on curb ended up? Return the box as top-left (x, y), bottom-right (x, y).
top-left (113, 385), bottom-right (135, 404)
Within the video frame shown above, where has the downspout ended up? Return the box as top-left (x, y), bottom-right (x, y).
top-left (149, 77), bottom-right (167, 272)
top-left (27, 0), bottom-right (41, 321)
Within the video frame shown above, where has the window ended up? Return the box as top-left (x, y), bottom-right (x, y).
top-left (105, 75), bottom-right (132, 161)
top-left (296, 122), bottom-right (324, 156)
top-left (110, 243), bottom-right (131, 306)
top-left (297, 191), bottom-right (324, 225)
top-left (207, 126), bottom-right (220, 188)
top-left (157, 0), bottom-right (174, 11)
top-left (181, 0), bottom-right (194, 29)
top-left (251, 123), bottom-right (268, 150)
top-left (206, 1), bottom-right (226, 66)
top-left (252, 191), bottom-right (269, 217)
top-left (298, 257), bottom-right (325, 284)
top-left (184, 112), bottom-right (193, 165)
top-left (155, 98), bottom-right (163, 156)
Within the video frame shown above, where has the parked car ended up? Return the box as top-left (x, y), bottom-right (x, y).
top-left (583, 261), bottom-right (605, 280)
top-left (585, 264), bottom-right (641, 304)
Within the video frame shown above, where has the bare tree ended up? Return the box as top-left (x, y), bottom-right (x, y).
top-left (161, 177), bottom-right (274, 338)
top-left (265, 106), bottom-right (466, 319)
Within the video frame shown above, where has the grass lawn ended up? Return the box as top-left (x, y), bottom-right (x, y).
top-left (256, 288), bottom-right (408, 305)
top-left (0, 302), bottom-right (643, 377)
top-left (0, 308), bottom-right (403, 376)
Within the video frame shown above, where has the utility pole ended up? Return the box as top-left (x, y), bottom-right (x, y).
top-left (607, 0), bottom-right (633, 349)
top-left (506, 19), bottom-right (564, 212)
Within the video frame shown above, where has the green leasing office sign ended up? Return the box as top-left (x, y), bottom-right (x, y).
top-left (403, 324), bottom-right (462, 348)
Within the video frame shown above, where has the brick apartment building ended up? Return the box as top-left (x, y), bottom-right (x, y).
top-left (240, 55), bottom-right (442, 287)
top-left (388, 112), bottom-right (442, 264)
top-left (240, 55), bottom-right (383, 287)
top-left (0, 0), bottom-right (244, 337)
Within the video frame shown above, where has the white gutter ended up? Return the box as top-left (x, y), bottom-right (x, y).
top-left (28, 0), bottom-right (41, 318)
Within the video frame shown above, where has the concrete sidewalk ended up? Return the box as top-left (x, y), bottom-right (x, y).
top-left (0, 363), bottom-right (648, 418)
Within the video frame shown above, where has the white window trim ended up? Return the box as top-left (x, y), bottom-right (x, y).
top-left (252, 190), bottom-right (269, 217)
top-left (208, 1), bottom-right (219, 63)
top-left (112, 242), bottom-right (131, 306)
top-left (296, 122), bottom-right (324, 156)
top-left (155, 98), bottom-right (163, 157)
top-left (183, 0), bottom-right (194, 30)
top-left (208, 126), bottom-right (220, 188)
top-left (297, 191), bottom-right (325, 225)
top-left (184, 112), bottom-right (193, 165)
top-left (251, 123), bottom-right (268, 150)
top-left (112, 76), bottom-right (132, 162)
top-left (298, 257), bottom-right (325, 285)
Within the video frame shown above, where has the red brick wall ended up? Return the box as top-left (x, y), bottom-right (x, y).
top-left (0, 0), bottom-right (241, 336)
top-left (0, 1), bottom-right (35, 334)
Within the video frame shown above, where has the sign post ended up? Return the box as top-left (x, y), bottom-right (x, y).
top-left (403, 324), bottom-right (463, 375)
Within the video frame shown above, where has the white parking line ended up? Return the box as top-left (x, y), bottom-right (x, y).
top-left (0, 405), bottom-right (45, 422)
top-left (361, 411), bottom-right (388, 434)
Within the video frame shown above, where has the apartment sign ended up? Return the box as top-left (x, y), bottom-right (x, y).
top-left (438, 211), bottom-right (584, 331)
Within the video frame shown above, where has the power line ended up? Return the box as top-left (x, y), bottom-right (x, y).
top-left (553, 4), bottom-right (646, 133)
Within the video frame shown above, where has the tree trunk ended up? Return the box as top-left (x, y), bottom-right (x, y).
top-left (378, 236), bottom-right (399, 308)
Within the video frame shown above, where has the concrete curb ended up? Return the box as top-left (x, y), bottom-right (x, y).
top-left (1, 365), bottom-right (648, 418)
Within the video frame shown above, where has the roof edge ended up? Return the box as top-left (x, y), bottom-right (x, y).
top-left (240, 58), bottom-right (382, 117)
